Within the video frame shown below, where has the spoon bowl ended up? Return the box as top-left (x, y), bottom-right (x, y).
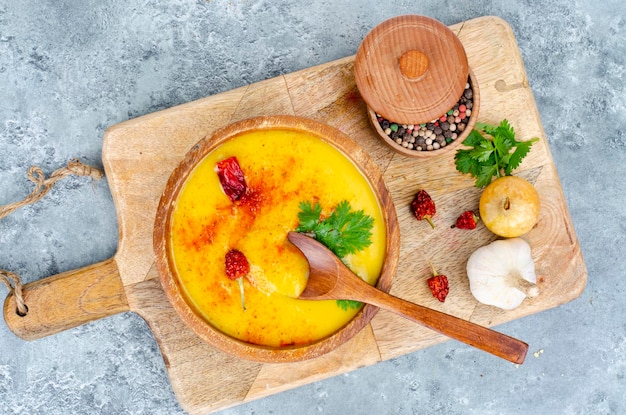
top-left (288, 231), bottom-right (528, 364)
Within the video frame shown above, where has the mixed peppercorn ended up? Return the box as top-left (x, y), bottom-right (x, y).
top-left (376, 78), bottom-right (474, 152)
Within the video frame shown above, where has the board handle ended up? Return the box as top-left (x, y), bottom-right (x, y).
top-left (3, 257), bottom-right (129, 340)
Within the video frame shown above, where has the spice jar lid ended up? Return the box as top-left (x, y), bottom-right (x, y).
top-left (355, 15), bottom-right (469, 125)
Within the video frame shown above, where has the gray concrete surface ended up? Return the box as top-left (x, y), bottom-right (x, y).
top-left (1, 1), bottom-right (624, 414)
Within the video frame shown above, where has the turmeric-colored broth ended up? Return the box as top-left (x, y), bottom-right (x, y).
top-left (170, 129), bottom-right (386, 347)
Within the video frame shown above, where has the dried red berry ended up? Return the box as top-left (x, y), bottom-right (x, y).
top-left (216, 156), bottom-right (247, 202)
top-left (410, 190), bottom-right (436, 229)
top-left (452, 210), bottom-right (480, 230)
top-left (427, 262), bottom-right (449, 302)
top-left (225, 249), bottom-right (249, 311)
top-left (427, 274), bottom-right (449, 302)
top-left (225, 249), bottom-right (249, 280)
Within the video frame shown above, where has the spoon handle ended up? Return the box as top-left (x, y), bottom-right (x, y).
top-left (355, 283), bottom-right (528, 364)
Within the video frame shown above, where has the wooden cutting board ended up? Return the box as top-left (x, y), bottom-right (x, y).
top-left (3, 16), bottom-right (587, 415)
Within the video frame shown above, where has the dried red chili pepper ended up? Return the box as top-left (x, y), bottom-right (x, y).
top-left (452, 210), bottom-right (480, 230)
top-left (427, 262), bottom-right (449, 302)
top-left (216, 156), bottom-right (247, 203)
top-left (225, 249), bottom-right (249, 280)
top-left (225, 249), bottom-right (250, 310)
top-left (427, 274), bottom-right (449, 302)
top-left (410, 190), bottom-right (436, 229)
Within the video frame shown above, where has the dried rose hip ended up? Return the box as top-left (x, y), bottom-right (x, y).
top-left (216, 156), bottom-right (247, 203)
top-left (410, 190), bottom-right (436, 229)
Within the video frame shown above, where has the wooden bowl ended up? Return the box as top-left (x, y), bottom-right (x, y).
top-left (366, 68), bottom-right (480, 158)
top-left (355, 15), bottom-right (480, 158)
top-left (153, 115), bottom-right (400, 363)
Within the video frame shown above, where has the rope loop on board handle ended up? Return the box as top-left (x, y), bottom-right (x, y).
top-left (0, 270), bottom-right (28, 316)
top-left (0, 159), bottom-right (104, 317)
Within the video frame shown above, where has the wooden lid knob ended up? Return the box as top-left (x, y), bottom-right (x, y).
top-left (355, 15), bottom-right (469, 124)
top-left (399, 50), bottom-right (429, 79)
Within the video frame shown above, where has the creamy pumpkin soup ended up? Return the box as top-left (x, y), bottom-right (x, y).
top-left (169, 128), bottom-right (386, 347)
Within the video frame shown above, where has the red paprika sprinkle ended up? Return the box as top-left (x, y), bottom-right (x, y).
top-left (216, 156), bottom-right (247, 203)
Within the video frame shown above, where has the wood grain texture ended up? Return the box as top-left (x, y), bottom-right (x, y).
top-left (3, 16), bottom-right (587, 415)
top-left (3, 258), bottom-right (129, 340)
top-left (354, 15), bottom-right (469, 124)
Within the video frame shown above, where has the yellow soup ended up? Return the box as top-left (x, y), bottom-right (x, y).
top-left (170, 128), bottom-right (386, 347)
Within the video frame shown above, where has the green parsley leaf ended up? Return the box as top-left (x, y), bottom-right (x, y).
top-left (454, 119), bottom-right (539, 187)
top-left (296, 200), bottom-right (375, 311)
top-left (496, 119), bottom-right (515, 141)
top-left (296, 201), bottom-right (322, 231)
top-left (336, 299), bottom-right (363, 311)
top-left (454, 148), bottom-right (479, 176)
top-left (296, 200), bottom-right (374, 259)
top-left (506, 140), bottom-right (535, 174)
top-left (476, 165), bottom-right (499, 188)
top-left (462, 128), bottom-right (486, 147)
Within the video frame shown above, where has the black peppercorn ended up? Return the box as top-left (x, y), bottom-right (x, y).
top-left (373, 76), bottom-right (475, 152)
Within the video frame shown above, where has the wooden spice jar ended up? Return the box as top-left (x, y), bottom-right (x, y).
top-left (355, 15), bottom-right (480, 158)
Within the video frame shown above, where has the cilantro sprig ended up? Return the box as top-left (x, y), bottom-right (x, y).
top-left (296, 200), bottom-right (374, 312)
top-left (295, 200), bottom-right (374, 259)
top-left (454, 119), bottom-right (539, 188)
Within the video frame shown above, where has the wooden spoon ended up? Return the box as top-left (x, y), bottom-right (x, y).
top-left (287, 232), bottom-right (528, 364)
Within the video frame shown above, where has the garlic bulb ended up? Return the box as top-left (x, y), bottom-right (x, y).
top-left (466, 238), bottom-right (539, 310)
